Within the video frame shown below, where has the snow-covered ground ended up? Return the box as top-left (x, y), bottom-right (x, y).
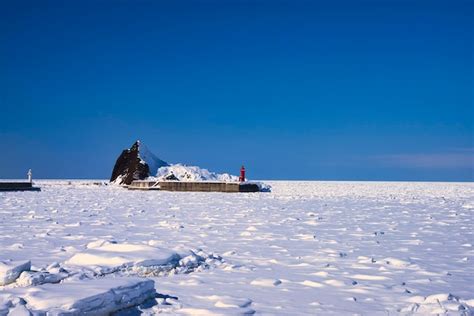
top-left (1, 181), bottom-right (473, 315)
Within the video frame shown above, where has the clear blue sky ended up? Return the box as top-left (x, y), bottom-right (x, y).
top-left (1, 0), bottom-right (473, 181)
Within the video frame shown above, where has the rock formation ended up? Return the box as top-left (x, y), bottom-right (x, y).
top-left (110, 140), bottom-right (168, 185)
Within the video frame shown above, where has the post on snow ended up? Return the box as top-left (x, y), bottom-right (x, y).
top-left (239, 165), bottom-right (246, 182)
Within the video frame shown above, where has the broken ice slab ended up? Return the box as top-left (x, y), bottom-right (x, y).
top-left (5, 277), bottom-right (156, 315)
top-left (64, 241), bottom-right (180, 274)
top-left (0, 260), bottom-right (31, 286)
top-left (16, 270), bottom-right (68, 287)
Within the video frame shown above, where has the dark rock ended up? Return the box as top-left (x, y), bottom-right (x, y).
top-left (110, 141), bottom-right (168, 185)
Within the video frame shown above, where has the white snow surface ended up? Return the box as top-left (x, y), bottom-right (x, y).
top-left (153, 163), bottom-right (239, 182)
top-left (1, 180), bottom-right (474, 315)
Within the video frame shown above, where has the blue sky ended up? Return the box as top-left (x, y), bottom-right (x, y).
top-left (1, 0), bottom-right (473, 181)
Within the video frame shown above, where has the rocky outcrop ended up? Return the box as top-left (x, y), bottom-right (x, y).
top-left (110, 141), bottom-right (168, 185)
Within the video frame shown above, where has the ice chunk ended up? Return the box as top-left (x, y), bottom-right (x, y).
top-left (0, 260), bottom-right (31, 286)
top-left (16, 271), bottom-right (68, 287)
top-left (0, 294), bottom-right (27, 316)
top-left (132, 249), bottom-right (224, 277)
top-left (0, 295), bottom-right (13, 315)
top-left (8, 277), bottom-right (155, 315)
top-left (6, 304), bottom-right (30, 316)
top-left (65, 242), bottom-right (180, 274)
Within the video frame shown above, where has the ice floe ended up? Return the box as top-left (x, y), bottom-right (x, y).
top-left (2, 277), bottom-right (155, 315)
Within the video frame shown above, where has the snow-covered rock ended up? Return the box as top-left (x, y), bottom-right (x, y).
top-left (65, 242), bottom-right (180, 275)
top-left (110, 140), bottom-right (168, 185)
top-left (109, 141), bottom-right (269, 189)
top-left (154, 164), bottom-right (238, 182)
top-left (5, 277), bottom-right (156, 315)
top-left (0, 260), bottom-right (31, 286)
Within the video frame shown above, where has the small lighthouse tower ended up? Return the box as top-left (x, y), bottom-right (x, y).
top-left (27, 169), bottom-right (32, 183)
top-left (239, 166), bottom-right (246, 182)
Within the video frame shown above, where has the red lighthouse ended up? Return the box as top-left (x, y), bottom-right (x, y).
top-left (239, 165), bottom-right (246, 182)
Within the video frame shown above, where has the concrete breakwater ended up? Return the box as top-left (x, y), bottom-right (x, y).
top-left (0, 182), bottom-right (41, 191)
top-left (128, 180), bottom-right (260, 192)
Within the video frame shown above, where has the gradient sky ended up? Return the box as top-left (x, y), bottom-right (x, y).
top-left (1, 0), bottom-right (473, 181)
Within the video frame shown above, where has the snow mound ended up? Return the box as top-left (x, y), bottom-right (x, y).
top-left (65, 241), bottom-right (180, 274)
top-left (250, 278), bottom-right (282, 287)
top-left (154, 164), bottom-right (239, 182)
top-left (3, 277), bottom-right (155, 315)
top-left (189, 295), bottom-right (255, 314)
top-left (0, 260), bottom-right (31, 286)
top-left (64, 241), bottom-right (224, 277)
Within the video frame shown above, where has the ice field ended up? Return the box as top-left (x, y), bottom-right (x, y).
top-left (1, 181), bottom-right (473, 315)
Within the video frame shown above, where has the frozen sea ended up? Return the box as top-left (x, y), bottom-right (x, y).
top-left (1, 180), bottom-right (473, 315)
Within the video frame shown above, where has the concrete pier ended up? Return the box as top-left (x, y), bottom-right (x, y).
top-left (0, 182), bottom-right (41, 192)
top-left (128, 181), bottom-right (260, 192)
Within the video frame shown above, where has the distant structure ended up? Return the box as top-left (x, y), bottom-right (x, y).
top-left (239, 166), bottom-right (246, 182)
top-left (0, 169), bottom-right (40, 192)
top-left (128, 180), bottom-right (261, 192)
top-left (110, 142), bottom-right (269, 192)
